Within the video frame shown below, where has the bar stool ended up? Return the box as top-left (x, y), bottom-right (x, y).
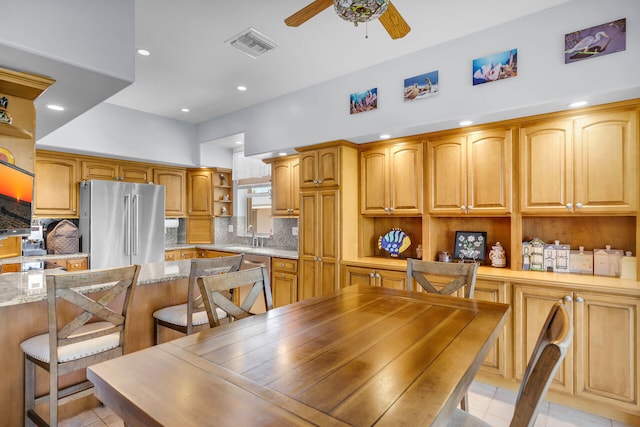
top-left (153, 255), bottom-right (244, 344)
top-left (20, 265), bottom-right (141, 427)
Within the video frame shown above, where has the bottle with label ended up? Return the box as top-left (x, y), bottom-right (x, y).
top-left (620, 251), bottom-right (637, 280)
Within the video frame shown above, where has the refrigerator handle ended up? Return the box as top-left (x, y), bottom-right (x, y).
top-left (132, 194), bottom-right (139, 255)
top-left (124, 194), bottom-right (131, 256)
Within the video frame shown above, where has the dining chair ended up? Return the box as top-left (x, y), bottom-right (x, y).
top-left (406, 258), bottom-right (478, 298)
top-left (448, 302), bottom-right (572, 427)
top-left (153, 254), bottom-right (244, 344)
top-left (20, 264), bottom-right (141, 427)
top-left (406, 258), bottom-right (479, 411)
top-left (197, 265), bottom-right (274, 327)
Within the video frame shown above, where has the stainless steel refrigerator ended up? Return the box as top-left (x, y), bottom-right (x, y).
top-left (79, 180), bottom-right (165, 269)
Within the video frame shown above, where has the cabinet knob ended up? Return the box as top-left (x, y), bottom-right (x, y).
top-left (317, 257), bottom-right (322, 262)
top-left (374, 273), bottom-right (381, 279)
top-left (467, 205), bottom-right (473, 211)
top-left (280, 263), bottom-right (285, 267)
top-left (575, 202), bottom-right (583, 209)
top-left (565, 203), bottom-right (573, 210)
top-left (370, 272), bottom-right (375, 278)
top-left (461, 205), bottom-right (466, 212)
top-left (575, 296), bottom-right (584, 303)
top-left (564, 295), bottom-right (573, 303)
top-left (388, 207), bottom-right (394, 213)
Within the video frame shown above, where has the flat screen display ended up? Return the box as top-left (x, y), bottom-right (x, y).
top-left (0, 160), bottom-right (34, 237)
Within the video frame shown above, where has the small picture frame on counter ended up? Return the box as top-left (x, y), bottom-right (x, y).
top-left (453, 231), bottom-right (487, 263)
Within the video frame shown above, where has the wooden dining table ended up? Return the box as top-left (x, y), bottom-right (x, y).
top-left (87, 284), bottom-right (510, 426)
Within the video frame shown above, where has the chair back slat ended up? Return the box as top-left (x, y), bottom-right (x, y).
top-left (406, 259), bottom-right (478, 298)
top-left (198, 265), bottom-right (273, 327)
top-left (510, 302), bottom-right (572, 427)
top-left (186, 255), bottom-right (244, 332)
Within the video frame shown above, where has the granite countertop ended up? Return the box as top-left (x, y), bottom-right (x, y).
top-left (0, 260), bottom-right (192, 308)
top-left (166, 244), bottom-right (299, 260)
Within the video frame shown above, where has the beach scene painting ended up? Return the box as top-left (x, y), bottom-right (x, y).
top-left (472, 48), bottom-right (517, 86)
top-left (403, 70), bottom-right (439, 102)
top-left (350, 88), bottom-right (377, 114)
top-left (565, 18), bottom-right (626, 64)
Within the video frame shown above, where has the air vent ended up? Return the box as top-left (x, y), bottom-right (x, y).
top-left (226, 28), bottom-right (277, 59)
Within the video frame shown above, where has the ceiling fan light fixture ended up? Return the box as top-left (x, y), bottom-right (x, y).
top-left (334, 0), bottom-right (389, 25)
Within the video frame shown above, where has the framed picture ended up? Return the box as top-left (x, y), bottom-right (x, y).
top-left (403, 70), bottom-right (439, 102)
top-left (564, 18), bottom-right (626, 64)
top-left (454, 231), bottom-right (487, 262)
top-left (350, 87), bottom-right (377, 114)
top-left (472, 48), bottom-right (517, 86)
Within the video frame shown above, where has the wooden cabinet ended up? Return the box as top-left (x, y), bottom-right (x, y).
top-left (473, 278), bottom-right (510, 379)
top-left (299, 146), bottom-right (339, 188)
top-left (196, 249), bottom-right (233, 258)
top-left (268, 156), bottom-right (299, 216)
top-left (186, 217), bottom-right (212, 244)
top-left (81, 159), bottom-right (152, 183)
top-left (0, 236), bottom-right (21, 259)
top-left (513, 282), bottom-right (640, 412)
top-left (0, 263), bottom-right (20, 273)
top-left (166, 248), bottom-right (197, 260)
top-left (164, 250), bottom-right (176, 261)
top-left (34, 151), bottom-right (79, 217)
top-left (520, 110), bottom-right (637, 214)
top-left (299, 190), bottom-right (339, 300)
top-left (428, 129), bottom-right (512, 215)
top-left (271, 257), bottom-right (298, 307)
top-left (153, 167), bottom-right (186, 217)
top-left (361, 141), bottom-right (423, 215)
top-left (342, 265), bottom-right (407, 290)
top-left (61, 257), bottom-right (87, 271)
top-left (186, 169), bottom-right (212, 216)
top-left (212, 169), bottom-right (233, 217)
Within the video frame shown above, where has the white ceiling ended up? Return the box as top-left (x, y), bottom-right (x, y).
top-left (104, 0), bottom-right (569, 144)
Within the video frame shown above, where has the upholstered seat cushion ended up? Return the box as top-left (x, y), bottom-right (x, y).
top-left (153, 303), bottom-right (227, 326)
top-left (20, 321), bottom-right (120, 363)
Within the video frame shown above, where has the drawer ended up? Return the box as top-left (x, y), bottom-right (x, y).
top-left (272, 257), bottom-right (298, 273)
top-left (65, 258), bottom-right (88, 271)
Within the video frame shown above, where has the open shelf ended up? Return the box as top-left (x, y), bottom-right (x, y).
top-left (0, 122), bottom-right (32, 139)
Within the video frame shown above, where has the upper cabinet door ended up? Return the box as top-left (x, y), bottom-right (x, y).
top-left (186, 170), bottom-right (212, 215)
top-left (519, 120), bottom-right (574, 214)
top-left (428, 136), bottom-right (466, 215)
top-left (389, 142), bottom-right (423, 215)
top-left (272, 160), bottom-right (294, 216)
top-left (153, 168), bottom-right (186, 217)
top-left (360, 147), bottom-right (389, 215)
top-left (300, 147), bottom-right (340, 188)
top-left (467, 129), bottom-right (512, 215)
top-left (573, 110), bottom-right (637, 214)
top-left (34, 153), bottom-right (78, 217)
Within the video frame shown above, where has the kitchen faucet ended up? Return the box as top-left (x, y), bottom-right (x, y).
top-left (248, 225), bottom-right (257, 247)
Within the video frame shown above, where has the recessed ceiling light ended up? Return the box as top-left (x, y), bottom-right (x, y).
top-left (569, 101), bottom-right (588, 108)
top-left (380, 134), bottom-right (391, 139)
top-left (237, 85), bottom-right (247, 92)
top-left (278, 152), bottom-right (287, 156)
top-left (47, 104), bottom-right (65, 111)
top-left (235, 140), bottom-right (243, 145)
top-left (459, 120), bottom-right (473, 126)
top-left (137, 49), bottom-right (150, 56)
top-left (181, 108), bottom-right (190, 112)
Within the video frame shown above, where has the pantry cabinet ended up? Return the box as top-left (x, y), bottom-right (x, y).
top-left (361, 141), bottom-right (423, 216)
top-left (34, 151), bottom-right (79, 217)
top-left (153, 167), bottom-right (186, 217)
top-left (267, 155), bottom-right (299, 216)
top-left (520, 110), bottom-right (637, 214)
top-left (299, 190), bottom-right (339, 300)
top-left (428, 128), bottom-right (512, 215)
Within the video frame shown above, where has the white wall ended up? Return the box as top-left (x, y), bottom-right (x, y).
top-left (197, 0), bottom-right (640, 157)
top-left (37, 103), bottom-right (199, 166)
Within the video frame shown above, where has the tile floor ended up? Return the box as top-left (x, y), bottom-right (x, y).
top-left (61, 382), bottom-right (635, 427)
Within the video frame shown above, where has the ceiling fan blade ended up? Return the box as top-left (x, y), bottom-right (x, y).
top-left (379, 2), bottom-right (411, 39)
top-left (285, 0), bottom-right (333, 27)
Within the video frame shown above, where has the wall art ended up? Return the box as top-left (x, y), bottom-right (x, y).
top-left (403, 70), bottom-right (439, 102)
top-left (454, 231), bottom-right (487, 263)
top-left (350, 87), bottom-right (377, 114)
top-left (564, 18), bottom-right (626, 64)
top-left (472, 48), bottom-right (517, 86)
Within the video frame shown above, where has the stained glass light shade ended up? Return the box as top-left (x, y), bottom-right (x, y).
top-left (333, 0), bottom-right (389, 25)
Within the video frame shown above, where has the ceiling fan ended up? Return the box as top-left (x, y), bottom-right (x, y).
top-left (285, 0), bottom-right (411, 39)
